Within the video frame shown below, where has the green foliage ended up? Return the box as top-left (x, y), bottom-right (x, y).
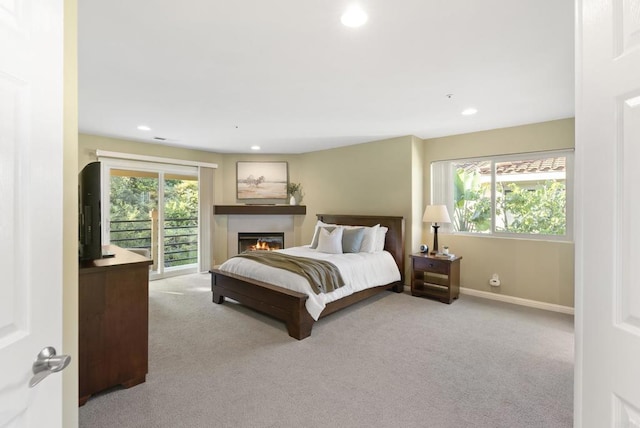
top-left (287, 182), bottom-right (304, 202)
top-left (110, 176), bottom-right (158, 222)
top-left (452, 169), bottom-right (566, 236)
top-left (109, 176), bottom-right (199, 267)
top-left (453, 169), bottom-right (491, 232)
top-left (163, 179), bottom-right (198, 267)
top-left (496, 180), bottom-right (566, 235)
top-left (164, 179), bottom-right (198, 219)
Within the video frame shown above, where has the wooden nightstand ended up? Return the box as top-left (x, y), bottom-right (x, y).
top-left (410, 253), bottom-right (462, 304)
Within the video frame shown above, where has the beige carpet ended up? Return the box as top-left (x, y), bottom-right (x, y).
top-left (79, 273), bottom-right (574, 427)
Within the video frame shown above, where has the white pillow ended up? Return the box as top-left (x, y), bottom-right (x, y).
top-left (310, 220), bottom-right (338, 248)
top-left (359, 224), bottom-right (380, 253)
top-left (375, 226), bottom-right (388, 252)
top-left (316, 227), bottom-right (344, 254)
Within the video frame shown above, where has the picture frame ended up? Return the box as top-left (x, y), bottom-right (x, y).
top-left (236, 161), bottom-right (288, 201)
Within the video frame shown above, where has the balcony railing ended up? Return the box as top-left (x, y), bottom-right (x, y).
top-left (110, 216), bottom-right (197, 268)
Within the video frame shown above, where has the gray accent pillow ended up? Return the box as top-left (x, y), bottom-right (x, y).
top-left (310, 226), bottom-right (336, 249)
top-left (342, 227), bottom-right (365, 253)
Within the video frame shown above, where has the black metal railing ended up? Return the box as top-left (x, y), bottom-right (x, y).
top-left (110, 217), bottom-right (197, 268)
top-left (163, 217), bottom-right (197, 267)
top-left (110, 219), bottom-right (151, 248)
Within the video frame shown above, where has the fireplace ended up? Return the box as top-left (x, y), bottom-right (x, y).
top-left (226, 215), bottom-right (294, 258)
top-left (238, 232), bottom-right (284, 253)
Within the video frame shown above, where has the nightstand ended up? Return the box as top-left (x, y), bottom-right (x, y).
top-left (410, 253), bottom-right (462, 304)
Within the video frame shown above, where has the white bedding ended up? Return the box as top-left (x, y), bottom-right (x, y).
top-left (217, 246), bottom-right (401, 320)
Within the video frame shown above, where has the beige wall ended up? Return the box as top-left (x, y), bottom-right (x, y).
top-left (63, 0), bottom-right (78, 425)
top-left (298, 136), bottom-right (416, 280)
top-left (423, 118), bottom-right (575, 307)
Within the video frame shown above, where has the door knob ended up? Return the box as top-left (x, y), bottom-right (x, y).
top-left (29, 346), bottom-right (71, 388)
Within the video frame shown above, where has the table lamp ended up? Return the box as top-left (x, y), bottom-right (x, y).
top-left (422, 205), bottom-right (451, 254)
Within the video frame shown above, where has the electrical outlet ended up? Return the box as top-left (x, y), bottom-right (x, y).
top-left (489, 273), bottom-right (501, 287)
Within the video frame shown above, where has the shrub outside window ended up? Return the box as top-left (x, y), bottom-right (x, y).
top-left (432, 151), bottom-right (573, 241)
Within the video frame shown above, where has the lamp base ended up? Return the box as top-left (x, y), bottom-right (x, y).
top-left (432, 224), bottom-right (440, 254)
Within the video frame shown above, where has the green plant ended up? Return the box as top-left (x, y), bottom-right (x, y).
top-left (496, 180), bottom-right (566, 234)
top-left (287, 182), bottom-right (301, 195)
top-left (287, 182), bottom-right (304, 202)
top-left (452, 167), bottom-right (566, 235)
top-left (453, 169), bottom-right (491, 232)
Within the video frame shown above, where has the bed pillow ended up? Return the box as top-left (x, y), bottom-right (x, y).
top-left (359, 224), bottom-right (380, 253)
top-left (342, 227), bottom-right (365, 253)
top-left (310, 221), bottom-right (337, 249)
top-left (316, 227), bottom-right (344, 254)
top-left (374, 226), bottom-right (388, 252)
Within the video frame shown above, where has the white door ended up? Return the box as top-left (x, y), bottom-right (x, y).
top-left (0, 0), bottom-right (66, 426)
top-left (576, 0), bottom-right (640, 426)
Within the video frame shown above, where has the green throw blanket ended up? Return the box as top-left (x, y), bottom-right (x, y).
top-left (233, 251), bottom-right (345, 295)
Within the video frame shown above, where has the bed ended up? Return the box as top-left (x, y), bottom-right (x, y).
top-left (210, 214), bottom-right (405, 340)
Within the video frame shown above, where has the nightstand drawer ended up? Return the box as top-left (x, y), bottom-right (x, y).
top-left (412, 257), bottom-right (449, 275)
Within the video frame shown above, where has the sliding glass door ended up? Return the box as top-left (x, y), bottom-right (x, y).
top-left (162, 173), bottom-right (198, 271)
top-left (101, 160), bottom-right (199, 279)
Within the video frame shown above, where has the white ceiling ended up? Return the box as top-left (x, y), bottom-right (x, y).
top-left (78, 1), bottom-right (574, 154)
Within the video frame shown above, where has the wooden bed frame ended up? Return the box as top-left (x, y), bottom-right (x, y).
top-left (210, 214), bottom-right (405, 340)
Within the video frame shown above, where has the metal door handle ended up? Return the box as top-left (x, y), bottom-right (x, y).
top-left (29, 346), bottom-right (71, 388)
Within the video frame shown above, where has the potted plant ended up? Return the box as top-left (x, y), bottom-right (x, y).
top-left (287, 182), bottom-right (304, 205)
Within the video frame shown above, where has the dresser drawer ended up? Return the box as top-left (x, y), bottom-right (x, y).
top-left (412, 256), bottom-right (449, 275)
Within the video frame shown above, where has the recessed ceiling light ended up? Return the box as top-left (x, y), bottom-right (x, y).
top-left (251, 145), bottom-right (261, 151)
top-left (625, 95), bottom-right (640, 108)
top-left (341, 5), bottom-right (368, 27)
top-left (137, 125), bottom-right (151, 131)
top-left (461, 108), bottom-right (478, 116)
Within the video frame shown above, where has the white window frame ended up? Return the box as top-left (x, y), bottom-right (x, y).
top-left (431, 149), bottom-right (574, 242)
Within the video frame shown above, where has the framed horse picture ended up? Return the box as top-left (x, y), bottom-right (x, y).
top-left (236, 161), bottom-right (288, 201)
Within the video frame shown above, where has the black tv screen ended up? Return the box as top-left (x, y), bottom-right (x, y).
top-left (79, 161), bottom-right (102, 261)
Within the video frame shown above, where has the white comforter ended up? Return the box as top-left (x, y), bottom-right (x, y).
top-left (218, 246), bottom-right (401, 320)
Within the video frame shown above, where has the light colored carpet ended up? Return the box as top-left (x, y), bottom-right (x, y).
top-left (79, 273), bottom-right (574, 428)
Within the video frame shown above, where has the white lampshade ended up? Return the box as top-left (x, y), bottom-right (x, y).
top-left (422, 205), bottom-right (451, 224)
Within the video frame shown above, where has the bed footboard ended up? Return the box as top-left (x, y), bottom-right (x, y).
top-left (211, 269), bottom-right (315, 339)
top-left (211, 269), bottom-right (400, 340)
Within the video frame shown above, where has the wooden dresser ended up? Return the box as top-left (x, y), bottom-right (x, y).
top-left (79, 245), bottom-right (152, 406)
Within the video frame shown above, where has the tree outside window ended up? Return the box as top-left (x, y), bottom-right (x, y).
top-left (109, 171), bottom-right (199, 267)
top-left (453, 161), bottom-right (491, 233)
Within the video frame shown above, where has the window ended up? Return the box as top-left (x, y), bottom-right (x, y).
top-left (431, 150), bottom-right (573, 241)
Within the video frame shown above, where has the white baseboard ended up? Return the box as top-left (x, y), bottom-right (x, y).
top-left (459, 287), bottom-right (574, 315)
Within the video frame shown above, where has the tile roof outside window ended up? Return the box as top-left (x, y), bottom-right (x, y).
top-left (457, 157), bottom-right (566, 176)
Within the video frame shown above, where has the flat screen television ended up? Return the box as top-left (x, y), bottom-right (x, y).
top-left (79, 161), bottom-right (102, 261)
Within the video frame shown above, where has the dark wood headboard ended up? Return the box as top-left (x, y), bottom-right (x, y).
top-left (316, 214), bottom-right (405, 284)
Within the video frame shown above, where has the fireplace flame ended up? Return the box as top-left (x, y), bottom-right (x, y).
top-left (250, 239), bottom-right (279, 251)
